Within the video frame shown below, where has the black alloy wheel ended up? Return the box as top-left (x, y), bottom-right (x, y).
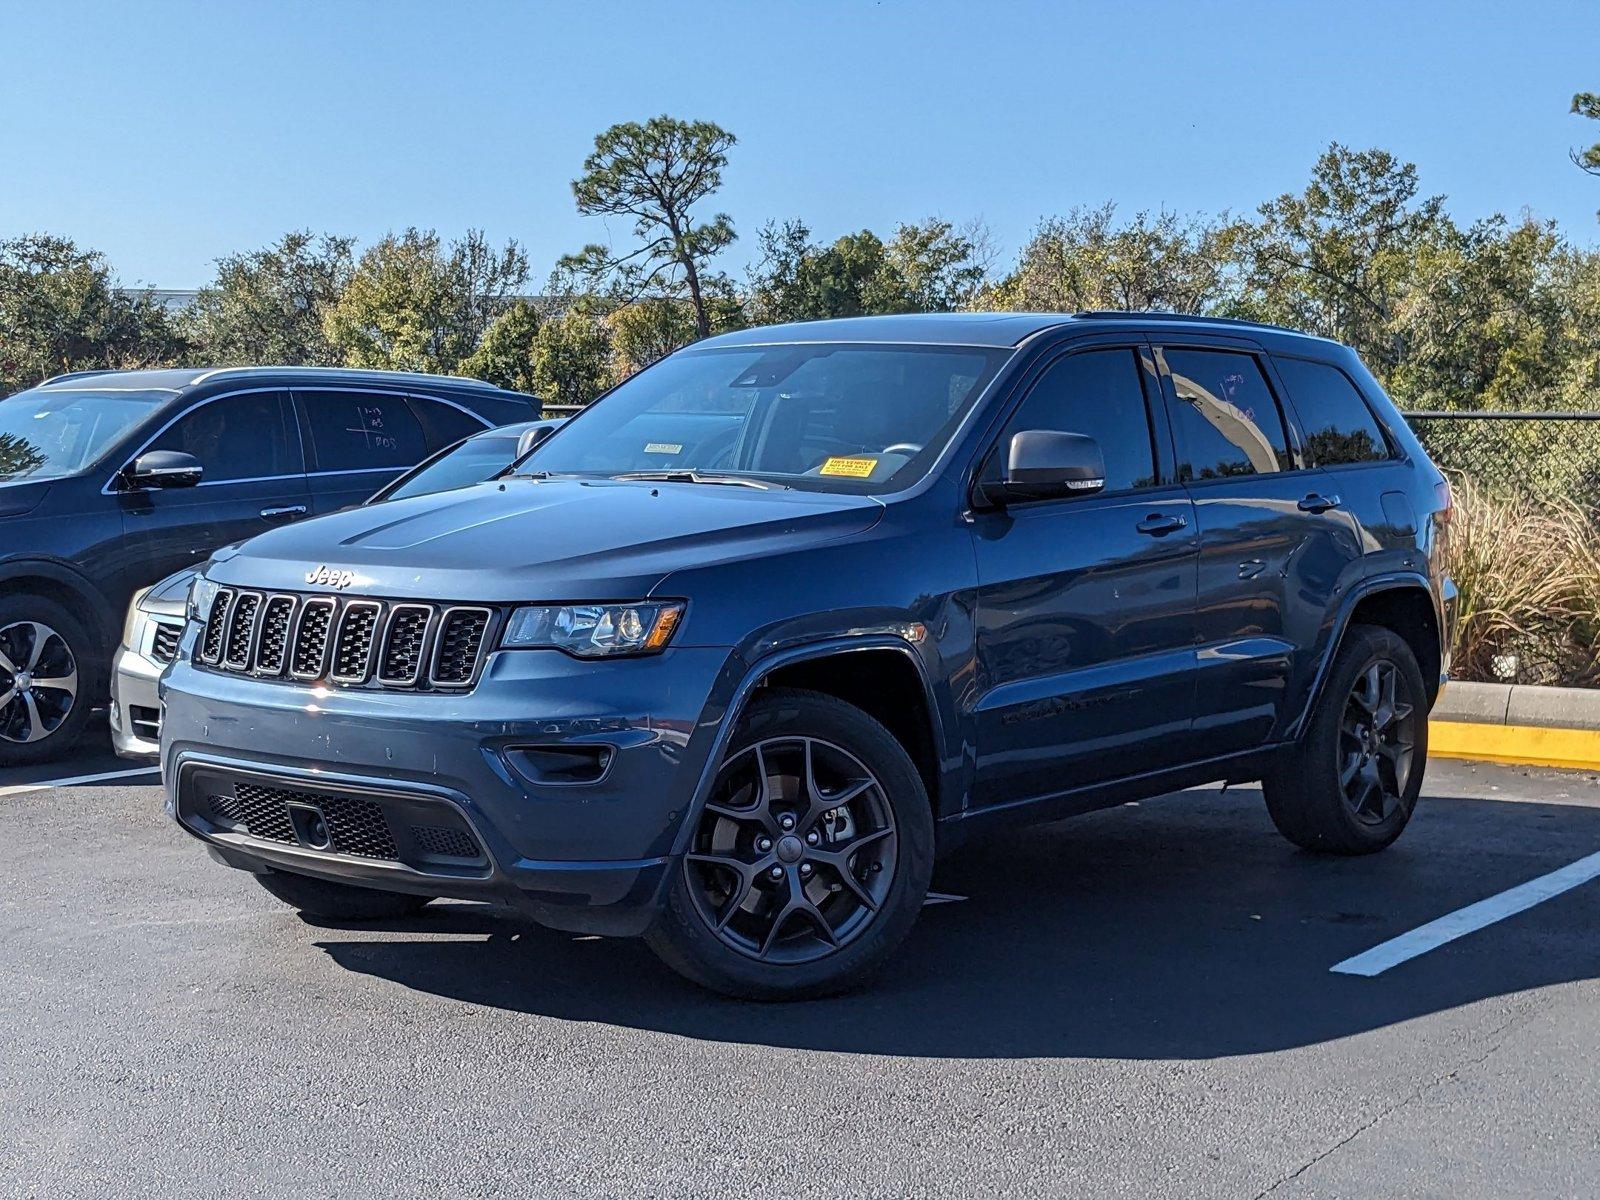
top-left (1338, 658), bottom-right (1418, 826)
top-left (686, 735), bottom-right (898, 963)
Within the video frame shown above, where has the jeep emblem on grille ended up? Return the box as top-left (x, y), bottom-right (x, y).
top-left (305, 565), bottom-right (358, 590)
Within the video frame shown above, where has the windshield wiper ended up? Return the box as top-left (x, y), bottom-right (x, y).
top-left (609, 470), bottom-right (787, 490)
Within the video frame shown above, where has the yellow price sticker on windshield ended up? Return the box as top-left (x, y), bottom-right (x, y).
top-left (819, 456), bottom-right (878, 478)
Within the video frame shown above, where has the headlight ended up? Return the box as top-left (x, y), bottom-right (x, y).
top-left (501, 601), bottom-right (684, 658)
top-left (188, 575), bottom-right (220, 624)
top-left (122, 587), bottom-right (154, 650)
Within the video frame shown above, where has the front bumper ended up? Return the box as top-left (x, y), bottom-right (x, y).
top-left (161, 641), bottom-right (738, 935)
top-left (110, 644), bottom-right (164, 759)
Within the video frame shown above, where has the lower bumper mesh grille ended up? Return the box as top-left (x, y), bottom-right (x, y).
top-left (196, 775), bottom-right (485, 871)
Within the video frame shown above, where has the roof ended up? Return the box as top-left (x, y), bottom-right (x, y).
top-left (36, 365), bottom-right (512, 393)
top-left (696, 311), bottom-right (1333, 350)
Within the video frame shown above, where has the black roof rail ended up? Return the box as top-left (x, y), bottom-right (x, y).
top-left (1072, 310), bottom-right (1316, 337)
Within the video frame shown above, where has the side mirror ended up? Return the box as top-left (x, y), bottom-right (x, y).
top-left (127, 450), bottom-right (204, 490)
top-left (517, 425), bottom-right (557, 457)
top-left (978, 430), bottom-right (1106, 507)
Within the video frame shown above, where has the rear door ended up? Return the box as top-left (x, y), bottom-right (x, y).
top-left (117, 388), bottom-right (309, 585)
top-left (970, 339), bottom-right (1200, 809)
top-left (294, 388), bottom-right (431, 515)
top-left (1154, 339), bottom-right (1363, 755)
top-left (294, 389), bottom-right (494, 514)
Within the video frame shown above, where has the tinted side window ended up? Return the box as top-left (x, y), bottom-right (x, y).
top-left (148, 391), bottom-right (296, 482)
top-left (1274, 357), bottom-right (1390, 466)
top-left (408, 395), bottom-right (488, 452)
top-left (1164, 349), bottom-right (1292, 481)
top-left (299, 391), bottom-right (427, 472)
top-left (1001, 349), bottom-right (1158, 493)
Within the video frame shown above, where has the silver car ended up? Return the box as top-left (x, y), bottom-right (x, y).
top-left (110, 418), bottom-right (561, 758)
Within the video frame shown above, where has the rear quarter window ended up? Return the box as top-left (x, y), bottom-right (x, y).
top-left (1274, 357), bottom-right (1392, 466)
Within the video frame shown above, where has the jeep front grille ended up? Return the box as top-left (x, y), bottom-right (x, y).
top-left (197, 589), bottom-right (496, 691)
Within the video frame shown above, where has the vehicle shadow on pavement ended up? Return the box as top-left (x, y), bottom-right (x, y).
top-left (313, 785), bottom-right (1600, 1059)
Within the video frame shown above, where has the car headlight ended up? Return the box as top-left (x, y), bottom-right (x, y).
top-left (122, 586), bottom-right (154, 650)
top-left (501, 601), bottom-right (684, 658)
top-left (188, 575), bottom-right (220, 624)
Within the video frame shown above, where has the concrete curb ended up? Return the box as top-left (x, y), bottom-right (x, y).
top-left (1432, 680), bottom-right (1600, 732)
top-left (1431, 680), bottom-right (1600, 771)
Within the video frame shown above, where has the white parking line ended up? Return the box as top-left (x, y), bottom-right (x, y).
top-left (923, 891), bottom-right (968, 907)
top-left (1331, 848), bottom-right (1600, 977)
top-left (0, 765), bottom-right (159, 798)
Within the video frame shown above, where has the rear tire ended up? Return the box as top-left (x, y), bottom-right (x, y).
top-left (646, 688), bottom-right (934, 1000)
top-left (254, 869), bottom-right (434, 920)
top-left (1263, 624), bottom-right (1428, 855)
top-left (0, 593), bottom-right (96, 767)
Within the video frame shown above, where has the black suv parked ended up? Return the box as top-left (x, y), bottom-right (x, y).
top-left (162, 314), bottom-right (1456, 999)
top-left (0, 366), bottom-right (536, 763)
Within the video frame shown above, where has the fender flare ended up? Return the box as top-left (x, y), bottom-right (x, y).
top-left (1287, 570), bottom-right (1441, 742)
top-left (668, 634), bottom-right (945, 859)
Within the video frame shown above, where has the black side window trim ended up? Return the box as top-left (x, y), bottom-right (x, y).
top-left (1269, 352), bottom-right (1399, 468)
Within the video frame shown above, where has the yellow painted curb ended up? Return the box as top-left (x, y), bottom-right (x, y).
top-left (1430, 719), bottom-right (1600, 771)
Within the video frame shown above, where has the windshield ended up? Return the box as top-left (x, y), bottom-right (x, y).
top-left (0, 387), bottom-right (170, 483)
top-left (377, 434), bottom-right (522, 502)
top-left (527, 343), bottom-right (1010, 492)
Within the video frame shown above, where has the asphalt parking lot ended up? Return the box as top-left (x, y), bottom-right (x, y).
top-left (3, 734), bottom-right (1599, 1199)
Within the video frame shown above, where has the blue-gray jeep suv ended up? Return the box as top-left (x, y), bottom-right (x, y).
top-left (162, 313), bottom-right (1456, 999)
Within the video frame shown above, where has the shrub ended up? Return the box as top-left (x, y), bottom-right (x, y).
top-left (1444, 475), bottom-right (1600, 686)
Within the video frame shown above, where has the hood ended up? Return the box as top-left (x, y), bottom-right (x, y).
top-left (140, 566), bottom-right (198, 617)
top-left (208, 477), bottom-right (884, 601)
top-left (0, 478), bottom-right (52, 519)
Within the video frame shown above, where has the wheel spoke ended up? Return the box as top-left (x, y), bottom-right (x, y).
top-left (1351, 664), bottom-right (1381, 715)
top-left (23, 623), bottom-right (48, 672)
top-left (20, 691), bottom-right (46, 742)
top-left (1338, 754), bottom-right (1362, 789)
top-left (799, 740), bottom-right (875, 828)
top-left (31, 673), bottom-right (77, 699)
top-left (0, 646), bottom-right (15, 675)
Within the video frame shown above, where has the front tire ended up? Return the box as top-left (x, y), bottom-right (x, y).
top-left (254, 869), bottom-right (434, 921)
top-left (1263, 624), bottom-right (1428, 855)
top-left (646, 688), bottom-right (934, 1000)
top-left (0, 594), bottom-right (95, 767)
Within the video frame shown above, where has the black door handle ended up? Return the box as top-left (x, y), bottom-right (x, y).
top-left (260, 504), bottom-right (308, 521)
top-left (1297, 493), bottom-right (1342, 514)
top-left (1136, 512), bottom-right (1188, 537)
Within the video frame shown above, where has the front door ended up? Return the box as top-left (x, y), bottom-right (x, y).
top-left (1156, 343), bottom-right (1363, 755)
top-left (971, 343), bottom-right (1199, 811)
top-left (117, 389), bottom-right (310, 588)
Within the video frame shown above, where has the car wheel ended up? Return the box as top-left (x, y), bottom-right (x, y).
top-left (1263, 624), bottom-right (1428, 855)
top-left (646, 687), bottom-right (934, 1000)
top-left (0, 594), bottom-right (96, 767)
top-left (254, 869), bottom-right (434, 920)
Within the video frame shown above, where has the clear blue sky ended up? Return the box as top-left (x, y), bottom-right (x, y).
top-left (2, 0), bottom-right (1596, 287)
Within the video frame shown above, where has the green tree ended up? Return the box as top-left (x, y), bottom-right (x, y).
top-left (1574, 91), bottom-right (1600, 219)
top-left (322, 228), bottom-right (529, 373)
top-left (1231, 144), bottom-right (1446, 376)
top-left (0, 234), bottom-right (186, 394)
top-left (183, 230), bottom-right (354, 366)
top-left (748, 218), bottom-right (988, 324)
top-left (458, 298), bottom-right (542, 392)
top-left (982, 205), bottom-right (1241, 314)
top-left (561, 116), bottom-right (737, 339)
top-left (531, 304), bottom-right (612, 407)
top-left (606, 297), bottom-right (699, 381)
top-left (1387, 216), bottom-right (1571, 410)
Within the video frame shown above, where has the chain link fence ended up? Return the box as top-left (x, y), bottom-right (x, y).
top-left (1404, 412), bottom-right (1600, 504)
